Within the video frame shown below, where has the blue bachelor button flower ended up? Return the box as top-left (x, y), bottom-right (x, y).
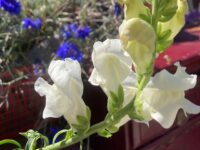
top-left (0, 0), bottom-right (21, 15)
top-left (75, 25), bottom-right (91, 40)
top-left (56, 42), bottom-right (83, 62)
top-left (22, 17), bottom-right (42, 30)
top-left (114, 2), bottom-right (122, 16)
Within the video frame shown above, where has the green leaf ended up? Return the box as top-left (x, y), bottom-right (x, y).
top-left (0, 139), bottom-right (22, 149)
top-left (97, 129), bottom-right (112, 138)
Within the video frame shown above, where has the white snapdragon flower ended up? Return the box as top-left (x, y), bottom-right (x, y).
top-left (89, 39), bottom-right (132, 93)
top-left (89, 39), bottom-right (132, 128)
top-left (34, 59), bottom-right (88, 127)
top-left (123, 63), bottom-right (200, 128)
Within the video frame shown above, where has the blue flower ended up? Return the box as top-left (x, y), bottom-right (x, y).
top-left (56, 42), bottom-right (83, 62)
top-left (68, 23), bottom-right (78, 33)
top-left (60, 23), bottom-right (90, 40)
top-left (75, 26), bottom-right (91, 40)
top-left (0, 0), bottom-right (21, 15)
top-left (33, 58), bottom-right (46, 76)
top-left (22, 17), bottom-right (42, 30)
top-left (114, 2), bottom-right (122, 16)
top-left (32, 18), bottom-right (42, 29)
top-left (60, 23), bottom-right (78, 39)
top-left (60, 25), bottom-right (73, 39)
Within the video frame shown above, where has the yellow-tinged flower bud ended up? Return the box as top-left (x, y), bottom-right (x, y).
top-left (120, 0), bottom-right (146, 20)
top-left (159, 0), bottom-right (188, 40)
top-left (119, 18), bottom-right (156, 74)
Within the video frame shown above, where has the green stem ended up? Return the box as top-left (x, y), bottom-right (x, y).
top-left (0, 139), bottom-right (22, 149)
top-left (152, 0), bottom-right (159, 30)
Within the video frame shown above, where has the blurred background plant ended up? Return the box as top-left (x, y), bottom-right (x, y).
top-left (0, 0), bottom-right (123, 80)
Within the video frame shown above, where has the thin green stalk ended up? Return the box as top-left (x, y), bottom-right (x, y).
top-left (152, 0), bottom-right (159, 30)
top-left (0, 139), bottom-right (22, 149)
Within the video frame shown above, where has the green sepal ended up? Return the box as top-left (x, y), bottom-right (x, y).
top-left (107, 85), bottom-right (124, 114)
top-left (20, 129), bottom-right (49, 150)
top-left (65, 129), bottom-right (74, 141)
top-left (128, 98), bottom-right (145, 121)
top-left (128, 112), bottom-right (145, 121)
top-left (139, 9), bottom-right (151, 24)
top-left (156, 28), bottom-right (173, 52)
top-left (106, 125), bottom-right (119, 134)
top-left (159, 13), bottom-right (176, 22)
top-left (97, 124), bottom-right (119, 138)
top-left (117, 85), bottom-right (124, 104)
top-left (71, 107), bottom-right (91, 135)
top-left (158, 29), bottom-right (172, 42)
top-left (97, 129), bottom-right (112, 138)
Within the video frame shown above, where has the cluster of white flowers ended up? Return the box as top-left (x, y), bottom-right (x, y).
top-left (89, 39), bottom-right (200, 128)
top-left (34, 0), bottom-right (200, 131)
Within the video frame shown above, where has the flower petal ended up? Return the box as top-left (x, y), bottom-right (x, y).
top-left (141, 89), bottom-right (184, 128)
top-left (159, 0), bottom-right (188, 40)
top-left (182, 99), bottom-right (200, 115)
top-left (48, 58), bottom-right (83, 99)
top-left (34, 77), bottom-right (51, 96)
top-left (89, 68), bottom-right (105, 86)
top-left (43, 106), bottom-right (62, 119)
top-left (120, 0), bottom-right (146, 20)
top-left (152, 63), bottom-right (197, 90)
top-left (150, 106), bottom-right (179, 128)
top-left (91, 39), bottom-right (132, 92)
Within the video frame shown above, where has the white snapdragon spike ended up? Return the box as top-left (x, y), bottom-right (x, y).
top-left (89, 39), bottom-right (132, 93)
top-left (159, 0), bottom-right (188, 40)
top-left (34, 59), bottom-right (88, 126)
top-left (119, 18), bottom-right (156, 74)
top-left (122, 63), bottom-right (200, 128)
